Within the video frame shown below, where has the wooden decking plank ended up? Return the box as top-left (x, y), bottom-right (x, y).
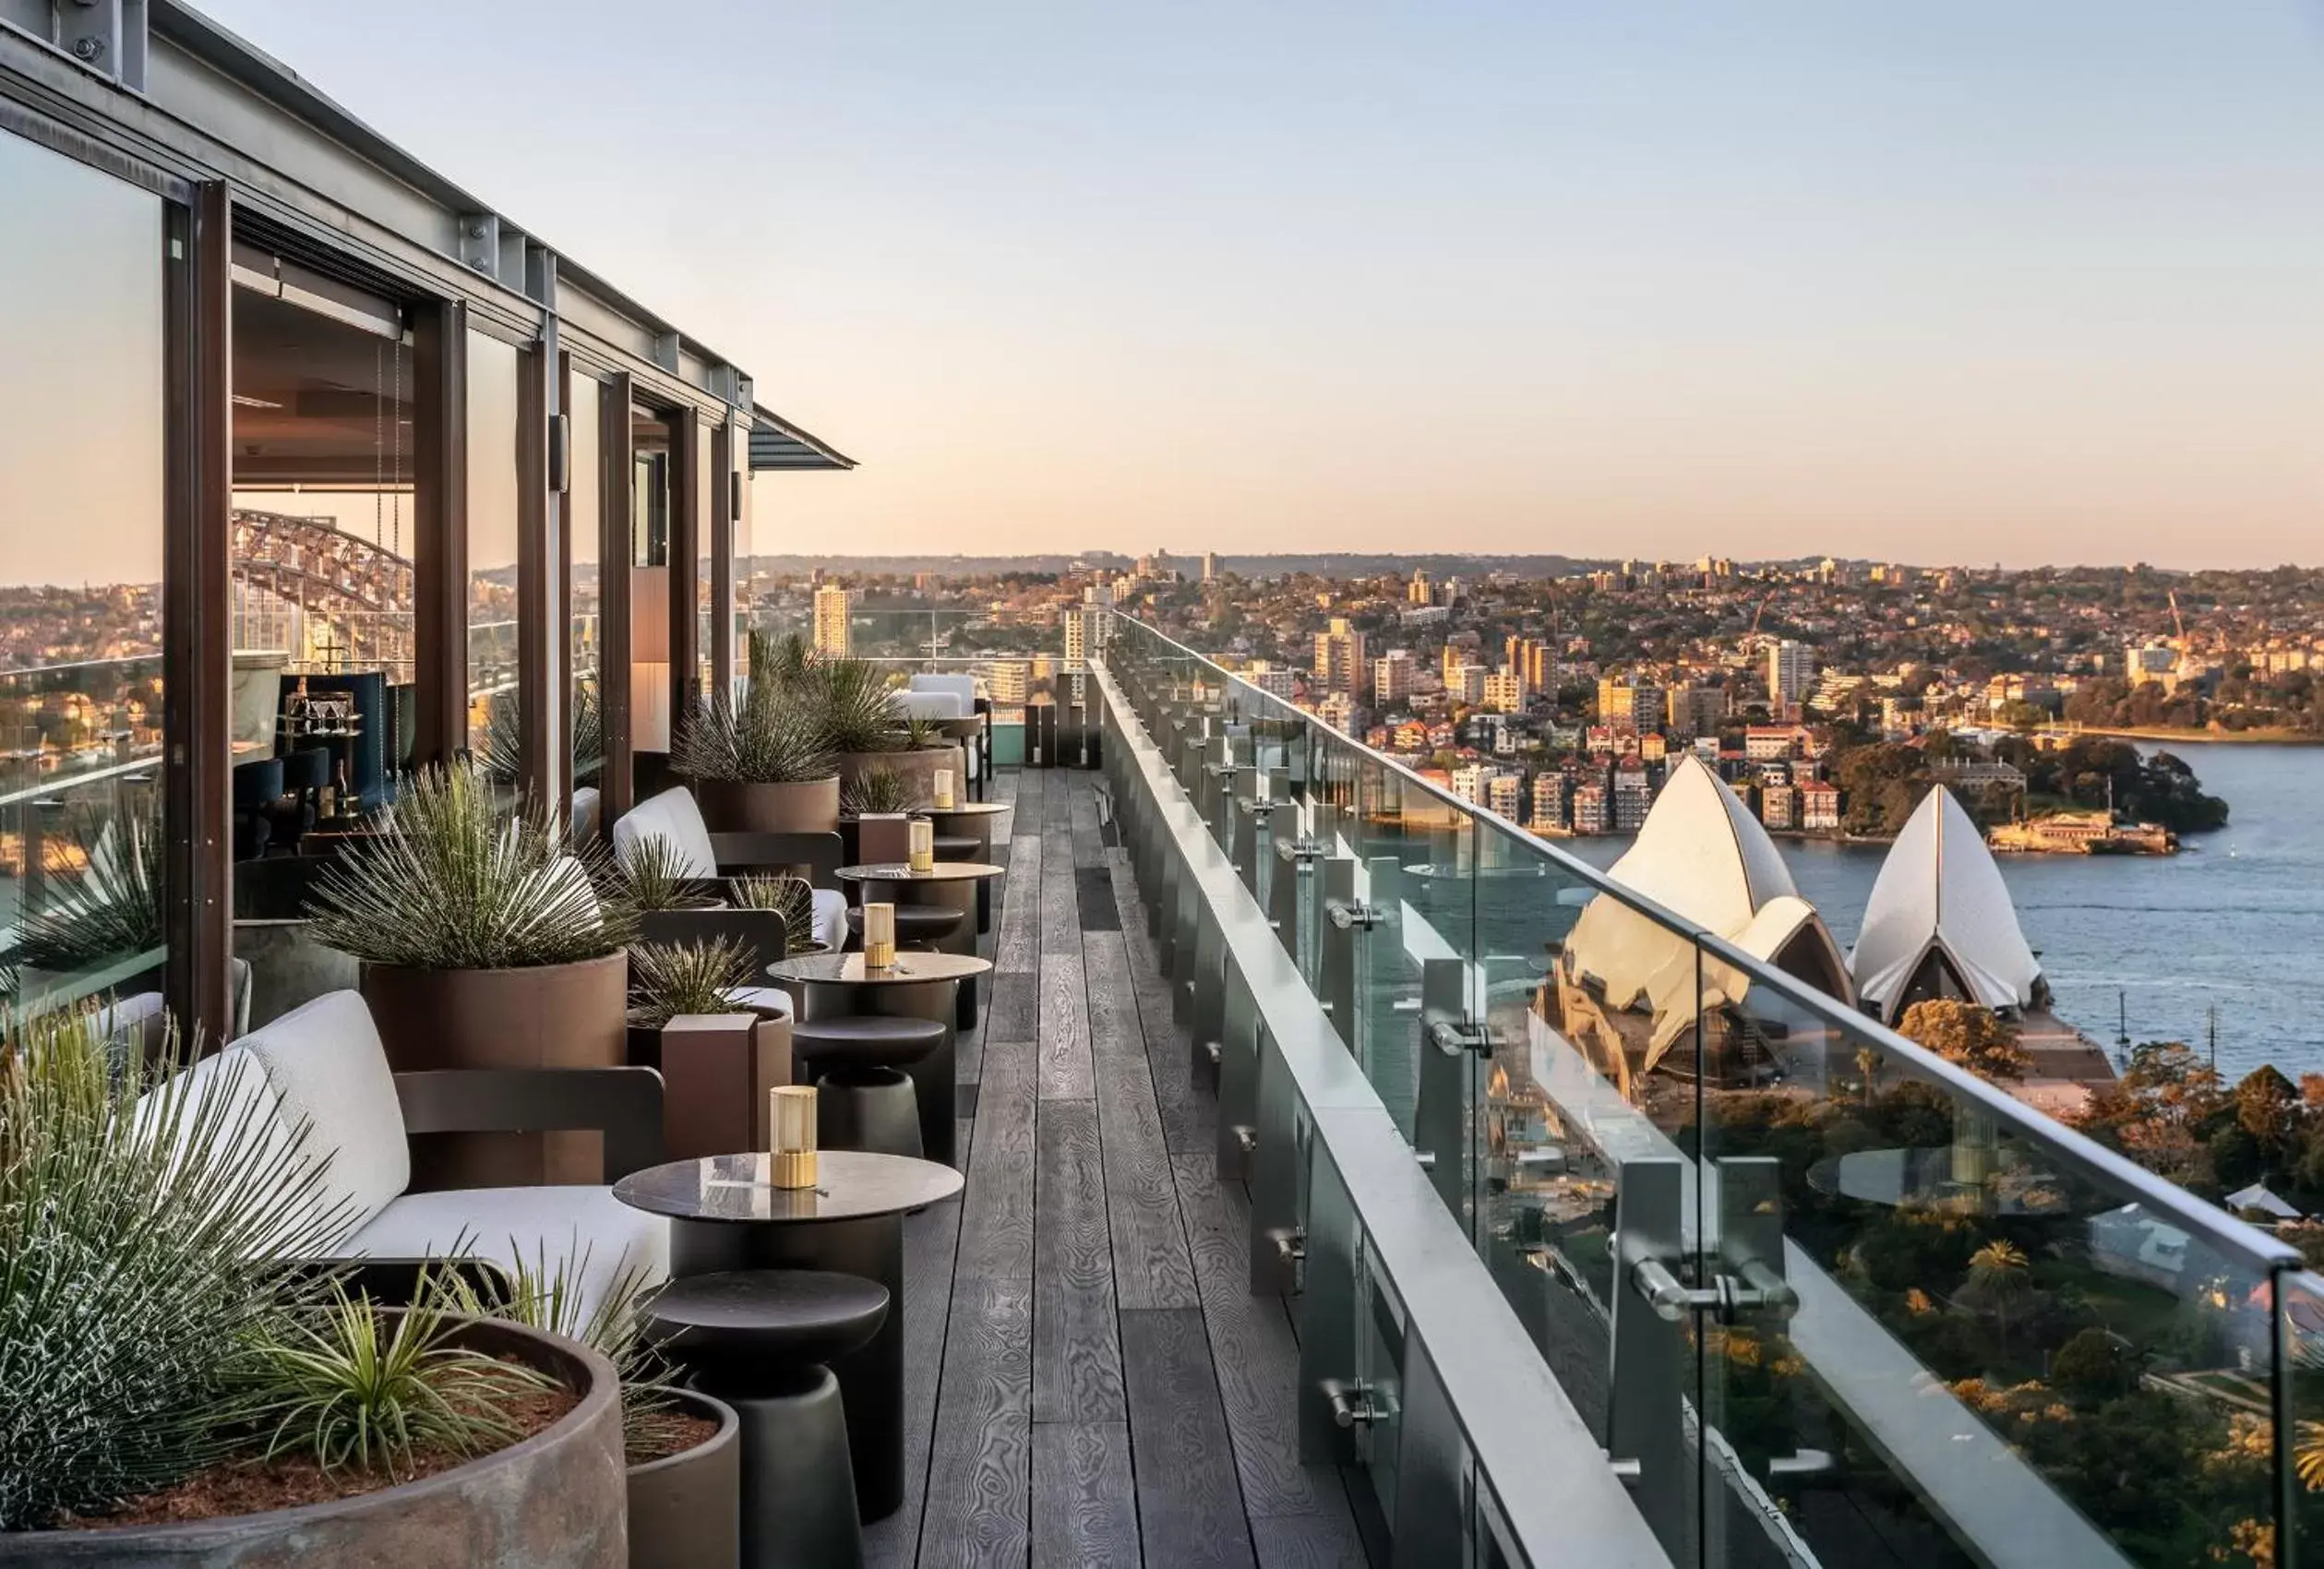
top-left (1039, 820), bottom-right (1081, 954)
top-left (1037, 950), bottom-right (1095, 1100)
top-left (1248, 1511), bottom-right (1371, 1568)
top-left (1111, 856), bottom-right (1216, 1156)
top-left (1174, 1153), bottom-right (1360, 1527)
top-left (984, 967), bottom-right (1038, 1044)
top-left (863, 1183), bottom-right (964, 1569)
top-left (956, 1036), bottom-right (1036, 1280)
top-left (1120, 1307), bottom-right (1259, 1569)
top-left (1033, 1421), bottom-right (1141, 1569)
top-left (995, 824), bottom-right (1044, 974)
top-left (1034, 1097), bottom-right (1125, 1423)
top-left (916, 1275), bottom-right (1034, 1569)
top-left (1086, 928), bottom-right (1201, 1311)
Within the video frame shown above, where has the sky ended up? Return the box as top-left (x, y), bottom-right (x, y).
top-left (191, 1), bottom-right (2324, 568)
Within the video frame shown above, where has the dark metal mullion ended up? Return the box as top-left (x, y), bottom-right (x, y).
top-left (666, 413), bottom-right (701, 736)
top-left (413, 300), bottom-right (467, 766)
top-left (162, 182), bottom-right (234, 1047)
top-left (599, 372), bottom-right (636, 831)
top-left (516, 322), bottom-right (557, 805)
top-left (710, 417), bottom-right (735, 697)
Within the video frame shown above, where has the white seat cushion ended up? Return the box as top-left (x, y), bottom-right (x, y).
top-left (571, 785), bottom-right (602, 846)
top-left (344, 1185), bottom-right (669, 1324)
top-left (724, 986), bottom-right (794, 1019)
top-left (231, 990), bottom-right (409, 1234)
top-left (613, 785), bottom-right (719, 880)
top-left (812, 888), bottom-right (846, 951)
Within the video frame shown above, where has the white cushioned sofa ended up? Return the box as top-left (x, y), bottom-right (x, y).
top-left (152, 989), bottom-right (669, 1319)
top-left (611, 784), bottom-right (846, 956)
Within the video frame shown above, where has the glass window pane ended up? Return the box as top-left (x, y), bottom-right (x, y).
top-left (731, 420), bottom-right (752, 692)
top-left (0, 134), bottom-right (168, 1009)
top-left (696, 417), bottom-right (714, 696)
top-left (465, 331), bottom-right (521, 765)
top-left (568, 372), bottom-right (602, 794)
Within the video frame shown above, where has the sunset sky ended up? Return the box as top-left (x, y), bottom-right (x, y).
top-left (195, 1), bottom-right (2324, 568)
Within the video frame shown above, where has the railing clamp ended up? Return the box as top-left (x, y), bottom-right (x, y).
top-left (1325, 899), bottom-right (1384, 932)
top-left (1276, 837), bottom-right (1326, 864)
top-left (1239, 796), bottom-right (1282, 819)
top-left (1321, 1379), bottom-right (1382, 1430)
top-left (1267, 1227), bottom-right (1305, 1266)
top-left (1427, 1017), bottom-right (1492, 1056)
top-left (1204, 1039), bottom-right (1223, 1065)
top-left (1630, 1257), bottom-right (1798, 1325)
top-left (1232, 1125), bottom-right (1257, 1154)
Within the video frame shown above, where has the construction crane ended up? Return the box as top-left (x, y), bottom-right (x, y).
top-left (1748, 594), bottom-right (1776, 636)
top-left (2167, 588), bottom-right (2187, 644)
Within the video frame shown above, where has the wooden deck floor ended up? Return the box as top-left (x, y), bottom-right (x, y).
top-left (863, 768), bottom-right (1371, 1569)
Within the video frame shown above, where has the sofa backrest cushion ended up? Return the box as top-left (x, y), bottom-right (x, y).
top-left (908, 673), bottom-right (977, 708)
top-left (613, 785), bottom-right (717, 879)
top-left (231, 990), bottom-right (409, 1231)
top-left (892, 689), bottom-right (967, 722)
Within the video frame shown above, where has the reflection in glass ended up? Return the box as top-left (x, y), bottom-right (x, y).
top-left (0, 135), bottom-right (168, 1008)
top-left (730, 419), bottom-right (752, 694)
top-left (696, 417), bottom-right (715, 697)
top-left (465, 332), bottom-right (521, 766)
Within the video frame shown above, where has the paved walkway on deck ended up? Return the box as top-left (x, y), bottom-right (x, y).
top-left (862, 767), bottom-right (1370, 1569)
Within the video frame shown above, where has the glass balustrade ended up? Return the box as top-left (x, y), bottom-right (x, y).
top-left (1100, 611), bottom-right (2309, 1569)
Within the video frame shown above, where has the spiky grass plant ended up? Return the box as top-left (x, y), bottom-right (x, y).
top-left (730, 873), bottom-right (819, 955)
top-left (15, 810), bottom-right (164, 974)
top-left (901, 713), bottom-right (944, 752)
top-left (242, 1283), bottom-right (551, 1479)
top-left (667, 683), bottom-right (833, 785)
top-left (305, 764), bottom-right (634, 970)
top-left (627, 938), bottom-right (754, 1030)
top-left (841, 765), bottom-right (917, 817)
top-left (794, 654), bottom-right (906, 755)
top-left (0, 1006), bottom-right (346, 1528)
top-left (424, 1246), bottom-right (681, 1457)
top-left (610, 832), bottom-right (720, 914)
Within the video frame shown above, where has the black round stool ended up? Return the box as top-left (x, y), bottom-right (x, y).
top-left (792, 1014), bottom-right (948, 1157)
top-left (844, 903), bottom-right (967, 949)
top-left (644, 1269), bottom-right (889, 1568)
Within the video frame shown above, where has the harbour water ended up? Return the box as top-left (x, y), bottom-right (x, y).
top-left (1565, 742), bottom-right (2324, 1084)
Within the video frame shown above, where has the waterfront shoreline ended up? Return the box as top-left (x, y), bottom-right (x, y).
top-left (2039, 725), bottom-right (2324, 747)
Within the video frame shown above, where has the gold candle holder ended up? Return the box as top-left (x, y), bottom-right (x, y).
top-left (770, 1084), bottom-right (817, 1189)
top-left (932, 768), bottom-right (955, 810)
top-left (863, 901), bottom-right (897, 969)
top-left (907, 817), bottom-right (935, 873)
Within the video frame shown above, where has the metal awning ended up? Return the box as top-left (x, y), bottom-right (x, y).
top-left (750, 406), bottom-right (856, 472)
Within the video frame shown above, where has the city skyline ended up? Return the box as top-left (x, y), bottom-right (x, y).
top-left (190, 2), bottom-right (2324, 568)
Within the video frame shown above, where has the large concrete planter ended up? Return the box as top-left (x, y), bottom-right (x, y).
top-left (690, 774), bottom-right (840, 836)
top-left (361, 950), bottom-right (629, 1189)
top-left (627, 1388), bottom-right (740, 1569)
top-left (0, 1318), bottom-right (625, 1569)
top-left (234, 919), bottom-right (360, 1031)
top-left (835, 744), bottom-right (965, 809)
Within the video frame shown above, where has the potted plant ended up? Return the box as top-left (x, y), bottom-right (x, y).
top-left (432, 1254), bottom-right (740, 1569)
top-left (729, 873), bottom-right (823, 956)
top-left (304, 764), bottom-right (637, 1187)
top-left (624, 935), bottom-right (757, 1068)
top-left (0, 1008), bottom-right (627, 1566)
top-left (668, 678), bottom-right (840, 838)
top-left (797, 655), bottom-right (965, 808)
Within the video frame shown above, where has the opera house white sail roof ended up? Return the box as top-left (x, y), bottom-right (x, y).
top-left (1563, 755), bottom-right (1852, 1068)
top-left (1851, 785), bottom-right (2044, 1024)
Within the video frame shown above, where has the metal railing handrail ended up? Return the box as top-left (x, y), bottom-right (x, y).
top-left (1110, 610), bottom-right (2305, 1276)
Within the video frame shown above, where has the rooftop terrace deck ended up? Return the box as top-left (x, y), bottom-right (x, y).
top-left (868, 767), bottom-right (1371, 1568)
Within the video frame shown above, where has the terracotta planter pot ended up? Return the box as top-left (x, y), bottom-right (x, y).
top-left (1, 1317), bottom-right (625, 1568)
top-left (835, 744), bottom-right (966, 809)
top-left (689, 775), bottom-right (839, 835)
top-left (361, 950), bottom-right (629, 1189)
top-left (627, 1389), bottom-right (740, 1569)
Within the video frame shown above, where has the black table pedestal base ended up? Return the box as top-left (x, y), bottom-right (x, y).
top-left (670, 1214), bottom-right (905, 1521)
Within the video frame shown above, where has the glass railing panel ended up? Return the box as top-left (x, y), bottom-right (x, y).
top-left (1471, 815), bottom-right (1623, 1432)
top-left (2284, 1269), bottom-right (2321, 1566)
top-left (0, 717), bottom-right (167, 1011)
top-left (1673, 963), bottom-right (2281, 1568)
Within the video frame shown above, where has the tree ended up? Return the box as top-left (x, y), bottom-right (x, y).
top-left (2234, 1065), bottom-right (2301, 1180)
top-left (1899, 1000), bottom-right (2030, 1083)
top-left (2052, 1327), bottom-right (2139, 1402)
